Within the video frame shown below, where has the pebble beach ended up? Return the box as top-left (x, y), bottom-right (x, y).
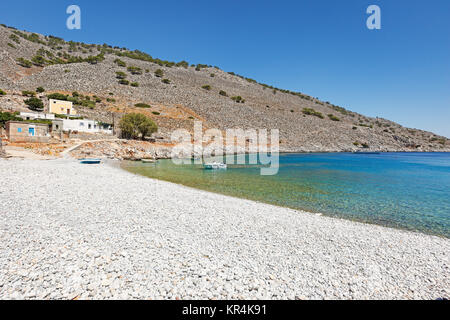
top-left (0, 158), bottom-right (448, 300)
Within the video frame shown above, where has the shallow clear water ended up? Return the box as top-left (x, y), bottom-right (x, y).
top-left (121, 153), bottom-right (450, 238)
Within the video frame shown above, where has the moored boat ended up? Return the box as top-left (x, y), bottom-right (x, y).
top-left (79, 158), bottom-right (102, 164)
top-left (203, 162), bottom-right (227, 170)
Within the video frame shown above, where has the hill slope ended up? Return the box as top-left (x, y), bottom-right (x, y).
top-left (0, 24), bottom-right (448, 152)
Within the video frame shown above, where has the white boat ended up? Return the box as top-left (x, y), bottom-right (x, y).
top-left (204, 162), bottom-right (227, 170)
top-left (141, 159), bottom-right (156, 163)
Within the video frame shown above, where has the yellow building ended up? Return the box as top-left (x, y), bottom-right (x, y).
top-left (48, 99), bottom-right (77, 116)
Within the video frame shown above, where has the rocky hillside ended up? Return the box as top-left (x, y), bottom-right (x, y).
top-left (0, 24), bottom-right (448, 152)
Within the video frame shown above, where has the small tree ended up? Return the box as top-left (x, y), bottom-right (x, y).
top-left (24, 97), bottom-right (44, 111)
top-left (119, 113), bottom-right (157, 140)
top-left (0, 111), bottom-right (22, 127)
top-left (154, 69), bottom-right (164, 78)
top-left (36, 87), bottom-right (45, 93)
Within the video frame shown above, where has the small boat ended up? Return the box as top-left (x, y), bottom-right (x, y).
top-left (141, 159), bottom-right (156, 163)
top-left (79, 158), bottom-right (102, 164)
top-left (204, 162), bottom-right (227, 170)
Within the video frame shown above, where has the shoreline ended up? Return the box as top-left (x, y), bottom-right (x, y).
top-left (121, 159), bottom-right (449, 240)
top-left (0, 158), bottom-right (449, 299)
top-left (120, 155), bottom-right (450, 239)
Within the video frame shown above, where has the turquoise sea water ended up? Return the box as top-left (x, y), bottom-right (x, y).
top-left (121, 153), bottom-right (450, 238)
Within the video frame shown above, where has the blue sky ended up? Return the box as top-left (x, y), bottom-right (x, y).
top-left (1, 0), bottom-right (449, 137)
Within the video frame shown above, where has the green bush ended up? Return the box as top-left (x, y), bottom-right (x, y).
top-left (22, 91), bottom-right (36, 97)
top-left (119, 79), bottom-right (130, 85)
top-left (119, 113), bottom-right (158, 140)
top-left (127, 66), bottom-right (142, 75)
top-left (107, 98), bottom-right (116, 103)
top-left (36, 87), bottom-right (45, 93)
top-left (210, 73), bottom-right (215, 77)
top-left (116, 71), bottom-right (127, 79)
top-left (219, 90), bottom-right (227, 97)
top-left (152, 112), bottom-right (160, 115)
top-left (302, 108), bottom-right (324, 119)
top-left (0, 111), bottom-right (22, 127)
top-left (31, 55), bottom-right (46, 66)
top-left (7, 43), bottom-right (16, 49)
top-left (361, 143), bottom-right (369, 148)
top-left (162, 79), bottom-right (171, 84)
top-left (17, 57), bottom-right (32, 68)
top-left (84, 54), bottom-right (105, 65)
top-left (66, 96), bottom-right (79, 104)
top-left (131, 82), bottom-right (139, 87)
top-left (9, 34), bottom-right (20, 44)
top-left (135, 103), bottom-right (151, 109)
top-left (81, 100), bottom-right (96, 109)
top-left (47, 93), bottom-right (68, 100)
top-left (24, 97), bottom-right (44, 111)
top-left (176, 61), bottom-right (189, 68)
top-left (201, 85), bottom-right (211, 91)
top-left (328, 114), bottom-right (340, 121)
top-left (0, 89), bottom-right (6, 96)
top-left (154, 69), bottom-right (164, 78)
top-left (114, 58), bottom-right (126, 67)
top-left (231, 96), bottom-right (244, 103)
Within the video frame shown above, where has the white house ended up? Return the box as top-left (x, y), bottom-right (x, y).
top-left (20, 112), bottom-right (55, 121)
top-left (52, 119), bottom-right (113, 134)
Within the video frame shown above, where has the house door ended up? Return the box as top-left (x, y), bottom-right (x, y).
top-left (67, 109), bottom-right (70, 115)
top-left (29, 127), bottom-right (35, 136)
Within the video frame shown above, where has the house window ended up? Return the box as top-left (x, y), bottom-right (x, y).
top-left (88, 124), bottom-right (92, 129)
top-left (17, 128), bottom-right (22, 133)
top-left (55, 125), bottom-right (59, 130)
top-left (80, 122), bottom-right (84, 126)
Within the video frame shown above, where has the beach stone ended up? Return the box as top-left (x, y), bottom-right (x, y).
top-left (0, 158), bottom-right (448, 300)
